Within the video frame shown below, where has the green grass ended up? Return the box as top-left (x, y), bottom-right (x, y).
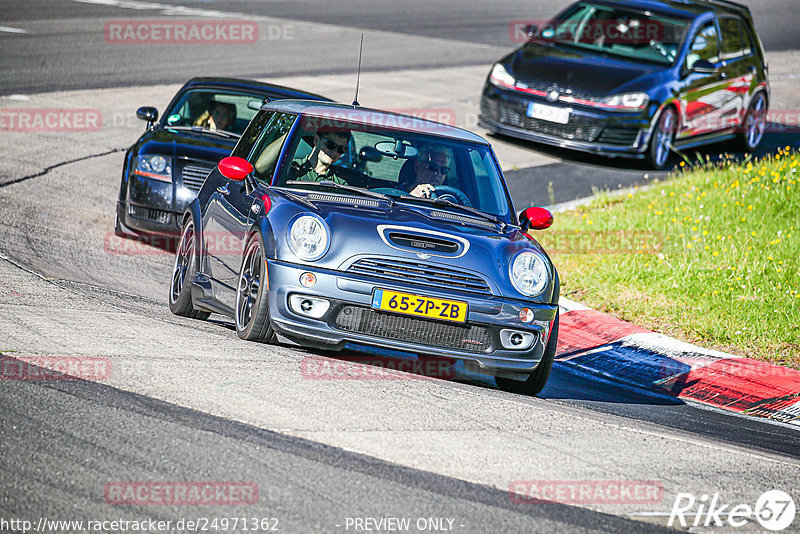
top-left (537, 149), bottom-right (800, 368)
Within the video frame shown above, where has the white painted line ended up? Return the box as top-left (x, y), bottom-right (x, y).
top-left (73, 0), bottom-right (238, 18)
top-left (5, 94), bottom-right (30, 101)
top-left (0, 25), bottom-right (28, 34)
top-left (619, 332), bottom-right (741, 361)
top-left (557, 296), bottom-right (589, 312)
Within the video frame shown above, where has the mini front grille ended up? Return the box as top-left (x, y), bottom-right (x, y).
top-left (181, 164), bottom-right (213, 194)
top-left (334, 305), bottom-right (491, 353)
top-left (128, 204), bottom-right (170, 224)
top-left (387, 232), bottom-right (460, 254)
top-left (348, 258), bottom-right (492, 295)
top-left (306, 193), bottom-right (380, 208)
top-left (598, 128), bottom-right (641, 146)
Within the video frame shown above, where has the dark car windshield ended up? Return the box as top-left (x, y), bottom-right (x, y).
top-left (163, 89), bottom-right (265, 135)
top-left (274, 114), bottom-right (512, 219)
top-left (538, 2), bottom-right (689, 65)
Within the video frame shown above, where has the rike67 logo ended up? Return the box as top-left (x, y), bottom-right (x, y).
top-left (669, 490), bottom-right (796, 531)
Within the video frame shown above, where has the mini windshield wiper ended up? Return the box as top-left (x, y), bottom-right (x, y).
top-left (167, 126), bottom-right (240, 139)
top-left (398, 195), bottom-right (505, 231)
top-left (285, 180), bottom-right (394, 205)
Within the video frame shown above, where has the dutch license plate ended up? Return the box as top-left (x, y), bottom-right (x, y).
top-left (371, 289), bottom-right (468, 323)
top-left (527, 102), bottom-right (570, 124)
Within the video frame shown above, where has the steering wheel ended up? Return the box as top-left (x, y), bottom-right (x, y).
top-left (430, 185), bottom-right (471, 207)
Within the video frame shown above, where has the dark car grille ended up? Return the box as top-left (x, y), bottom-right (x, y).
top-left (598, 128), bottom-right (641, 146)
top-left (348, 258), bottom-right (492, 295)
top-left (334, 305), bottom-right (491, 353)
top-left (482, 99), bottom-right (602, 142)
top-left (181, 164), bottom-right (213, 194)
top-left (128, 204), bottom-right (170, 224)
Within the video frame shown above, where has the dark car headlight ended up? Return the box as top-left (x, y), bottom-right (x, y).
top-left (287, 214), bottom-right (330, 261)
top-left (510, 250), bottom-right (549, 297)
top-left (597, 92), bottom-right (649, 112)
top-left (133, 155), bottom-right (172, 182)
top-left (489, 63), bottom-right (516, 89)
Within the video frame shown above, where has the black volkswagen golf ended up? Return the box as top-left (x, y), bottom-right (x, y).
top-left (115, 77), bottom-right (330, 242)
top-left (479, 0), bottom-right (769, 169)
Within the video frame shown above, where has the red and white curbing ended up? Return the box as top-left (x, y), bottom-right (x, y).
top-left (556, 297), bottom-right (800, 426)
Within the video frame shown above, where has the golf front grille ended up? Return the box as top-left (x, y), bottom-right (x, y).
top-left (482, 98), bottom-right (602, 142)
top-left (334, 305), bottom-right (491, 353)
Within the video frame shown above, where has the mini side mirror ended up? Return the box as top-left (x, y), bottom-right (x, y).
top-left (520, 207), bottom-right (554, 231)
top-left (218, 156), bottom-right (254, 182)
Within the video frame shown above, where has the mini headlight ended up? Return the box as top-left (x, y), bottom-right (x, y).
top-left (287, 214), bottom-right (330, 261)
top-left (489, 63), bottom-right (516, 89)
top-left (510, 250), bottom-right (549, 297)
top-left (599, 92), bottom-right (649, 111)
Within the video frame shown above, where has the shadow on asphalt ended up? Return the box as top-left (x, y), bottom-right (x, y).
top-left (500, 127), bottom-right (800, 208)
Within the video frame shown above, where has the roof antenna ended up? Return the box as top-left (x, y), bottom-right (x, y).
top-left (352, 33), bottom-right (364, 107)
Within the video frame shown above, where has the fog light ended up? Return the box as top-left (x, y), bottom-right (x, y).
top-left (299, 272), bottom-right (317, 288)
top-left (519, 308), bottom-right (534, 323)
top-left (500, 329), bottom-right (536, 350)
top-left (288, 294), bottom-right (330, 319)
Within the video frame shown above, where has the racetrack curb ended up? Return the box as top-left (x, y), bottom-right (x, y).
top-left (556, 297), bottom-right (800, 427)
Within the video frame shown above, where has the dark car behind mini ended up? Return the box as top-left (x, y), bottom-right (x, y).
top-left (115, 77), bottom-right (331, 242)
top-left (479, 0), bottom-right (769, 169)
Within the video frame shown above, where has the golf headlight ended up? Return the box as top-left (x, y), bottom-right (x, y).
top-left (134, 155), bottom-right (172, 181)
top-left (510, 250), bottom-right (549, 297)
top-left (287, 214), bottom-right (330, 261)
top-left (489, 63), bottom-right (516, 89)
top-left (598, 92), bottom-right (649, 111)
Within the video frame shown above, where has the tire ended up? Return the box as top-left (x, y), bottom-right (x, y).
top-left (169, 217), bottom-right (210, 320)
top-left (235, 232), bottom-right (276, 343)
top-left (735, 91), bottom-right (767, 153)
top-left (646, 107), bottom-right (677, 170)
top-left (496, 312), bottom-right (559, 396)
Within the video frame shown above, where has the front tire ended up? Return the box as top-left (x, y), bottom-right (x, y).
top-left (169, 217), bottom-right (210, 320)
top-left (646, 107), bottom-right (677, 170)
top-left (735, 91), bottom-right (767, 152)
top-left (235, 233), bottom-right (276, 343)
top-left (496, 312), bottom-right (559, 396)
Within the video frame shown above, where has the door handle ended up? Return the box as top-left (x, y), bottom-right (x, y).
top-left (216, 185), bottom-right (230, 196)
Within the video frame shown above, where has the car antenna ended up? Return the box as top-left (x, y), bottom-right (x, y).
top-left (352, 33), bottom-right (364, 107)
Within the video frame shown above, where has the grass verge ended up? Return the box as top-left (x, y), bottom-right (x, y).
top-left (537, 149), bottom-right (799, 368)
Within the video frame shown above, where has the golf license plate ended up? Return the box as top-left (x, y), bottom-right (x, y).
top-left (527, 102), bottom-right (570, 124)
top-left (371, 289), bottom-right (468, 323)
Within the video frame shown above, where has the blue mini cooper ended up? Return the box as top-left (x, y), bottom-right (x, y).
top-left (169, 101), bottom-right (560, 395)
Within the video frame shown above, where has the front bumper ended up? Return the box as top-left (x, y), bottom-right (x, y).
top-left (480, 85), bottom-right (654, 158)
top-left (264, 259), bottom-right (558, 376)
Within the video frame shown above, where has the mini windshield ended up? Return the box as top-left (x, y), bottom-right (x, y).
top-left (538, 2), bottom-right (689, 65)
top-left (275, 115), bottom-right (512, 219)
top-left (164, 89), bottom-right (265, 135)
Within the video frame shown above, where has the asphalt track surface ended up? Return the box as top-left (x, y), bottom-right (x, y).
top-left (1, 1), bottom-right (800, 533)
